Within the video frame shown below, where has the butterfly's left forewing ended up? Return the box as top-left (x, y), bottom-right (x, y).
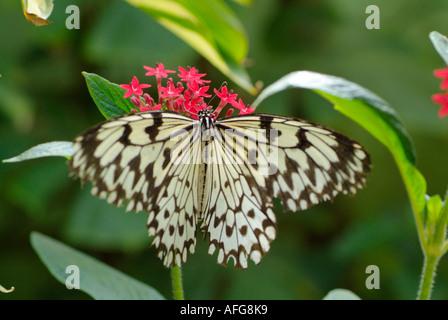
top-left (69, 111), bottom-right (201, 267)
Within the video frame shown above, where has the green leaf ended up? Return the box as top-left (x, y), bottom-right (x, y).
top-left (252, 71), bottom-right (426, 213)
top-left (64, 188), bottom-right (149, 252)
top-left (252, 71), bottom-right (416, 164)
top-left (231, 0), bottom-right (253, 5)
top-left (430, 31), bottom-right (448, 65)
top-left (427, 195), bottom-right (442, 222)
top-left (425, 194), bottom-right (445, 249)
top-left (437, 191), bottom-right (448, 252)
top-left (322, 289), bottom-right (361, 300)
top-left (82, 72), bottom-right (134, 119)
top-left (124, 0), bottom-right (256, 94)
top-left (2, 141), bottom-right (74, 163)
top-left (31, 232), bottom-right (165, 300)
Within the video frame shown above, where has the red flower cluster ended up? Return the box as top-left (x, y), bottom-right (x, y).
top-left (120, 63), bottom-right (254, 119)
top-left (431, 67), bottom-right (448, 118)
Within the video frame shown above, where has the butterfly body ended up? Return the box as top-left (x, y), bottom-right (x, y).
top-left (70, 110), bottom-right (370, 269)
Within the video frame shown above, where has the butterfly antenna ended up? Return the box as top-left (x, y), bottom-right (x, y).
top-left (208, 81), bottom-right (227, 108)
top-left (182, 100), bottom-right (199, 117)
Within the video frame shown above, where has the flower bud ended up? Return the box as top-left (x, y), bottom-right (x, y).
top-left (143, 93), bottom-right (154, 107)
top-left (131, 96), bottom-right (141, 107)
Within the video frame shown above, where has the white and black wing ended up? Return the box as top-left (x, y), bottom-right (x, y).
top-left (200, 114), bottom-right (370, 268)
top-left (69, 110), bottom-right (370, 269)
top-left (199, 124), bottom-right (277, 269)
top-left (69, 111), bottom-right (201, 267)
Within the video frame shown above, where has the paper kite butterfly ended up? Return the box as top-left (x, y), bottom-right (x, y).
top-left (69, 108), bottom-right (370, 269)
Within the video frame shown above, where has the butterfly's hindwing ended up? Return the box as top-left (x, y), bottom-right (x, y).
top-left (199, 128), bottom-right (277, 269)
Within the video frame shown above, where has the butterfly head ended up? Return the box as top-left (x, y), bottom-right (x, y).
top-left (198, 108), bottom-right (214, 119)
top-left (198, 109), bottom-right (215, 134)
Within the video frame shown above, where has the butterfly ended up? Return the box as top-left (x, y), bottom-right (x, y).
top-left (69, 109), bottom-right (370, 269)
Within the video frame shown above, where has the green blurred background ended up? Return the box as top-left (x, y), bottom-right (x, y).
top-left (1, 0), bottom-right (448, 300)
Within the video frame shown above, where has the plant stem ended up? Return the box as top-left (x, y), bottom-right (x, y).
top-left (171, 264), bottom-right (185, 300)
top-left (394, 161), bottom-right (444, 300)
top-left (417, 252), bottom-right (439, 300)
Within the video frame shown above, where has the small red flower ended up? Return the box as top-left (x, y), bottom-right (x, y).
top-left (183, 93), bottom-right (202, 111)
top-left (184, 100), bottom-right (203, 119)
top-left (187, 81), bottom-right (211, 99)
top-left (231, 98), bottom-right (245, 110)
top-left (122, 63), bottom-right (252, 119)
top-left (239, 105), bottom-right (256, 115)
top-left (159, 80), bottom-right (183, 99)
top-left (231, 98), bottom-right (255, 115)
top-left (432, 66), bottom-right (448, 118)
top-left (432, 92), bottom-right (448, 118)
top-left (144, 63), bottom-right (175, 78)
top-left (213, 86), bottom-right (238, 117)
top-left (139, 106), bottom-right (152, 112)
top-left (178, 66), bottom-right (210, 84)
top-left (120, 76), bottom-right (151, 98)
top-left (214, 86), bottom-right (237, 105)
top-left (434, 67), bottom-right (448, 90)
